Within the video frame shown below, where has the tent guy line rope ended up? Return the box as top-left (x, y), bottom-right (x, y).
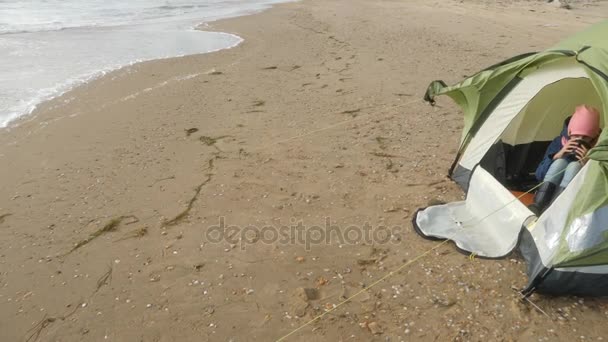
top-left (276, 169), bottom-right (566, 340)
top-left (252, 98), bottom-right (424, 152)
top-left (275, 166), bottom-right (565, 341)
top-left (261, 91), bottom-right (585, 340)
top-left (275, 155), bottom-right (587, 341)
top-left (274, 175), bottom-right (556, 341)
top-left (275, 239), bottom-right (451, 342)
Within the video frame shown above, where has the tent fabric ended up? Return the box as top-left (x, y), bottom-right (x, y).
top-left (524, 163), bottom-right (591, 265)
top-left (416, 20), bottom-right (608, 295)
top-left (519, 228), bottom-right (608, 296)
top-left (459, 59), bottom-right (590, 170)
top-left (500, 77), bottom-right (602, 144)
top-left (424, 52), bottom-right (573, 145)
top-left (556, 161), bottom-right (608, 267)
top-left (414, 167), bottom-right (533, 258)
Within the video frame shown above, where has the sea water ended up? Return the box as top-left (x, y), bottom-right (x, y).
top-left (0, 0), bottom-right (290, 127)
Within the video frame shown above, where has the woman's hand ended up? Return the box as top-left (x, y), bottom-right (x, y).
top-left (574, 143), bottom-right (590, 163)
top-left (553, 139), bottom-right (580, 160)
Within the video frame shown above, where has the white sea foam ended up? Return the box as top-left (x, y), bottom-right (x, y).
top-left (0, 0), bottom-right (291, 128)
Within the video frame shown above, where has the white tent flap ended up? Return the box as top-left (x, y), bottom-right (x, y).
top-left (415, 167), bottom-right (534, 257)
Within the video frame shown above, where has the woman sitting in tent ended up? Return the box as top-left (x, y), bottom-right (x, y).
top-left (530, 105), bottom-right (602, 215)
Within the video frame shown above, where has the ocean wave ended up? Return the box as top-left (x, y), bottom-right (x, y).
top-left (0, 0), bottom-right (291, 128)
top-left (0, 1), bottom-right (214, 35)
top-left (0, 25), bottom-right (98, 35)
top-left (158, 4), bottom-right (201, 10)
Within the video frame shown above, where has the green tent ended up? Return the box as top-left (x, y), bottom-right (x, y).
top-left (413, 20), bottom-right (608, 296)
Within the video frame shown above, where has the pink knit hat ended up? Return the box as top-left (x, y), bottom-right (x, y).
top-left (568, 105), bottom-right (601, 138)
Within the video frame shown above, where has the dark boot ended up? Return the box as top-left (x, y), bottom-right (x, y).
top-left (549, 186), bottom-right (566, 206)
top-left (528, 182), bottom-right (557, 215)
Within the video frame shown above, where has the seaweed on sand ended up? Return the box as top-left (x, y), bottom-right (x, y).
top-left (199, 135), bottom-right (230, 146)
top-left (341, 108), bottom-right (361, 117)
top-left (115, 227), bottom-right (148, 242)
top-left (162, 174), bottom-right (213, 227)
top-left (0, 213), bottom-right (11, 224)
top-left (185, 128), bottom-right (199, 136)
top-left (66, 215), bottom-right (138, 255)
top-left (25, 304), bottom-right (80, 342)
top-left (370, 152), bottom-right (406, 159)
top-left (95, 266), bottom-right (113, 294)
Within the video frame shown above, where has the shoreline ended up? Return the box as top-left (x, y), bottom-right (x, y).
top-left (0, 0), bottom-right (294, 130)
top-left (1, 30), bottom-right (243, 132)
top-left (1, 0), bottom-right (607, 341)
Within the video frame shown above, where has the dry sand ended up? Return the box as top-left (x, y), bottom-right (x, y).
top-left (1, 0), bottom-right (608, 341)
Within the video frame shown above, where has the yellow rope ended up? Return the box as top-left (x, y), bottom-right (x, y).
top-left (267, 90), bottom-right (591, 341)
top-left (276, 157), bottom-right (590, 341)
top-left (275, 239), bottom-right (450, 342)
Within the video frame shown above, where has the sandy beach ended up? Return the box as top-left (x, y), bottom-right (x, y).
top-left (1, 0), bottom-right (608, 341)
